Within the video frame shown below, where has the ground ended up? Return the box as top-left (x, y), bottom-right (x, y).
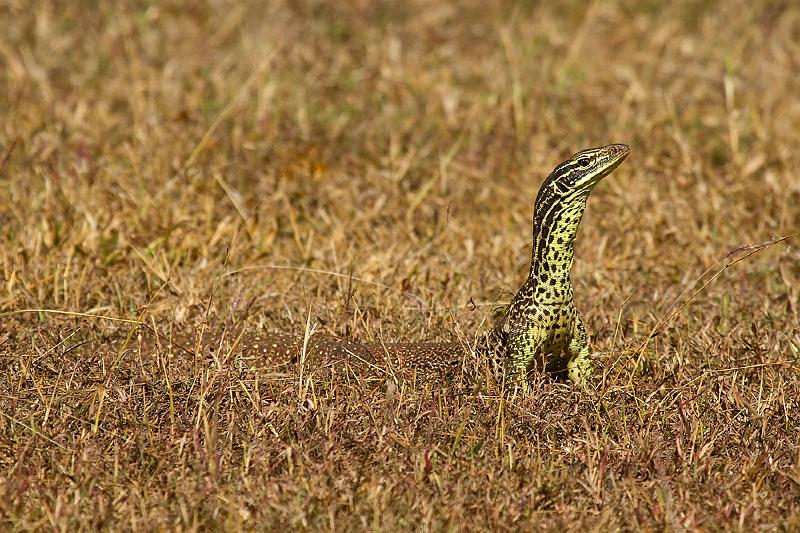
top-left (1, 0), bottom-right (800, 530)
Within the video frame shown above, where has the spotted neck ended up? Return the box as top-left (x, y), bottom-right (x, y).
top-left (527, 184), bottom-right (590, 304)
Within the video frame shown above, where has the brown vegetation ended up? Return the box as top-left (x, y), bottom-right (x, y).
top-left (1, 0), bottom-right (799, 529)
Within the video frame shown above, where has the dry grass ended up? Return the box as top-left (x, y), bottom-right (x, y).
top-left (2, 0), bottom-right (800, 530)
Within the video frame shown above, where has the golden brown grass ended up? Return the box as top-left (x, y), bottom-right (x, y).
top-left (2, 0), bottom-right (800, 530)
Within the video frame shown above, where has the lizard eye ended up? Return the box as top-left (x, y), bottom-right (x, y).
top-left (577, 157), bottom-right (592, 168)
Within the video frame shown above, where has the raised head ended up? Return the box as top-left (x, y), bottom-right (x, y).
top-left (529, 144), bottom-right (630, 272)
top-left (543, 143), bottom-right (630, 199)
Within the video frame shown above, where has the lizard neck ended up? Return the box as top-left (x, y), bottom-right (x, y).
top-left (527, 189), bottom-right (588, 304)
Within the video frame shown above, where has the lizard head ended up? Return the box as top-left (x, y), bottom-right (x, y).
top-left (546, 143), bottom-right (630, 199)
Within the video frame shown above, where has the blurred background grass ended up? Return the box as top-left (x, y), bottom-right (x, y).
top-left (1, 0), bottom-right (799, 529)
